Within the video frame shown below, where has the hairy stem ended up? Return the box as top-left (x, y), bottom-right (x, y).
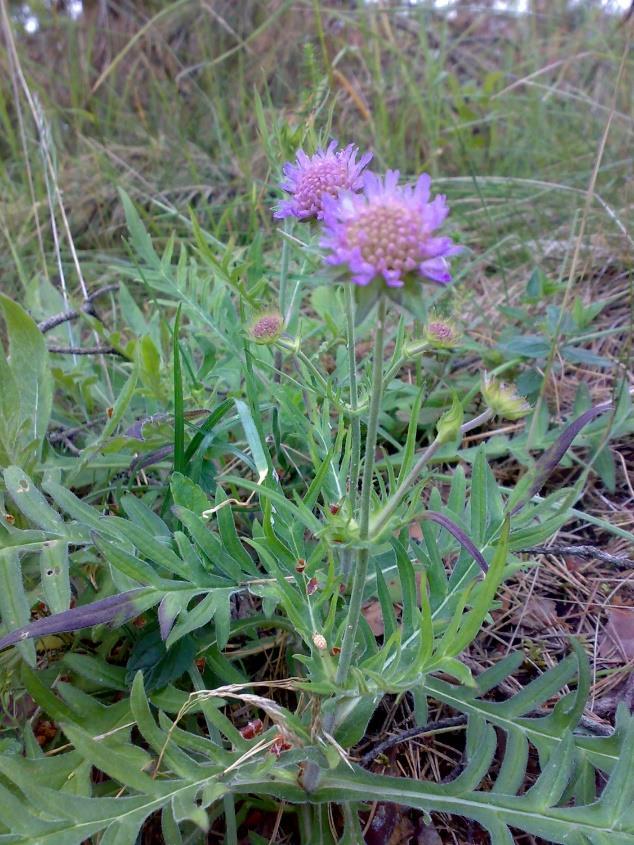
top-left (335, 296), bottom-right (387, 688)
top-left (274, 219), bottom-right (292, 383)
top-left (295, 348), bottom-right (329, 392)
top-left (345, 284), bottom-right (361, 515)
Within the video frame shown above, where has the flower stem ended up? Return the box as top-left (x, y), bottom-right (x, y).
top-left (278, 219), bottom-right (291, 321)
top-left (335, 295), bottom-right (387, 688)
top-left (296, 348), bottom-right (329, 392)
top-left (345, 284), bottom-right (361, 515)
top-left (274, 219), bottom-right (292, 383)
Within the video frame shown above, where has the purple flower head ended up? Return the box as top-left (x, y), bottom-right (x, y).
top-left (320, 170), bottom-right (460, 289)
top-left (274, 141), bottom-right (372, 221)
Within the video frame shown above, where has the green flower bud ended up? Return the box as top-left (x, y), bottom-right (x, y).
top-left (323, 500), bottom-right (359, 544)
top-left (404, 316), bottom-right (460, 358)
top-left (481, 373), bottom-right (531, 420)
top-left (424, 317), bottom-right (460, 349)
top-left (436, 393), bottom-right (464, 444)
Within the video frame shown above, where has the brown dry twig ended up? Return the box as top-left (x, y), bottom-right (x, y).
top-left (359, 716), bottom-right (468, 766)
top-left (47, 345), bottom-right (128, 358)
top-left (359, 706), bottom-right (613, 768)
top-left (38, 284), bottom-right (119, 334)
top-left (521, 545), bottom-right (634, 570)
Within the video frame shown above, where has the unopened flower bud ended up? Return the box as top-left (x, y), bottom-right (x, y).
top-left (436, 393), bottom-right (464, 444)
top-left (424, 317), bottom-right (459, 349)
top-left (481, 373), bottom-right (531, 420)
top-left (404, 316), bottom-right (460, 359)
top-left (249, 312), bottom-right (283, 345)
top-left (312, 632), bottom-right (327, 651)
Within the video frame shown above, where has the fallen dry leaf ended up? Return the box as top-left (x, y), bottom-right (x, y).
top-left (388, 813), bottom-right (415, 845)
top-left (512, 596), bottom-right (558, 630)
top-left (409, 521), bottom-right (423, 541)
top-left (363, 600), bottom-right (385, 636)
top-left (602, 605), bottom-right (634, 661)
top-left (416, 821), bottom-right (443, 845)
top-left (364, 802), bottom-right (397, 845)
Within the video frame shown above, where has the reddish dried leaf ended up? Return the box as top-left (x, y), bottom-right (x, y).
top-left (362, 600), bottom-right (385, 636)
top-left (512, 597), bottom-right (558, 630)
top-left (603, 606), bottom-right (634, 660)
top-left (416, 821), bottom-right (443, 845)
top-left (240, 719), bottom-right (264, 740)
top-left (365, 803), bottom-right (398, 845)
top-left (388, 814), bottom-right (415, 845)
top-left (409, 521), bottom-right (423, 541)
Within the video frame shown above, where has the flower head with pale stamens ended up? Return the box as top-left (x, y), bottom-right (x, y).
top-left (320, 170), bottom-right (460, 289)
top-left (425, 316), bottom-right (460, 349)
top-left (274, 141), bottom-right (372, 221)
top-left (248, 311), bottom-right (283, 345)
top-left (481, 373), bottom-right (531, 420)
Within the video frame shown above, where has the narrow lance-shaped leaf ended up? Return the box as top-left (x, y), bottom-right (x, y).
top-left (0, 294), bottom-right (53, 461)
top-left (419, 511), bottom-right (489, 573)
top-left (511, 404), bottom-right (611, 514)
top-left (0, 549), bottom-right (36, 665)
top-left (173, 304), bottom-right (185, 475)
top-left (4, 465), bottom-right (64, 532)
top-left (0, 588), bottom-right (159, 652)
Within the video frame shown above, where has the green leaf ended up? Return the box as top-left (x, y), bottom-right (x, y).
top-left (374, 560), bottom-right (397, 645)
top-left (93, 535), bottom-right (171, 588)
top-left (214, 486), bottom-right (259, 575)
top-left (593, 445), bottom-right (616, 493)
top-left (469, 445), bottom-right (488, 545)
top-left (0, 339), bottom-right (19, 467)
top-left (130, 673), bottom-right (201, 779)
top-left (498, 334), bottom-right (550, 359)
top-left (63, 653), bottom-right (128, 690)
top-left (0, 548), bottom-right (35, 664)
top-left (173, 505), bottom-right (243, 580)
top-left (234, 398), bottom-right (269, 484)
top-left (173, 305), bottom-right (185, 474)
top-left (165, 588), bottom-right (233, 649)
top-left (40, 539), bottom-right (71, 613)
top-left (448, 518), bottom-right (509, 655)
top-left (171, 472), bottom-right (210, 514)
top-left (436, 392), bottom-right (464, 445)
top-left (106, 516), bottom-right (209, 583)
top-left (137, 334), bottom-right (163, 398)
top-left (396, 387), bottom-right (425, 485)
top-left (125, 627), bottom-right (197, 692)
top-left (4, 466), bottom-right (64, 533)
top-left (392, 538), bottom-right (418, 641)
top-left (120, 494), bottom-right (171, 538)
top-left (119, 188), bottom-right (161, 270)
top-left (43, 479), bottom-right (121, 538)
top-left (62, 721), bottom-right (160, 794)
top-left (0, 294), bottom-right (52, 464)
top-left (183, 399), bottom-right (233, 465)
top-left (72, 360), bottom-right (139, 478)
top-left (561, 345), bottom-right (614, 369)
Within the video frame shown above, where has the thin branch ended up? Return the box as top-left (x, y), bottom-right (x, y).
top-left (359, 707), bottom-right (612, 767)
top-left (520, 545), bottom-right (634, 570)
top-left (48, 420), bottom-right (101, 444)
top-left (359, 716), bottom-right (467, 765)
top-left (47, 345), bottom-right (127, 358)
top-left (38, 284), bottom-right (119, 334)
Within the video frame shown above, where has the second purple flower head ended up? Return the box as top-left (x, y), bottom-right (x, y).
top-left (274, 141), bottom-right (372, 221)
top-left (321, 170), bottom-right (460, 289)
